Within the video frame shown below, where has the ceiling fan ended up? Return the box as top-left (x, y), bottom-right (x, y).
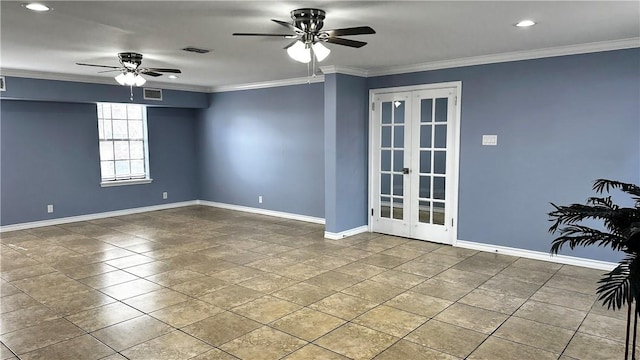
top-left (233, 8), bottom-right (375, 64)
top-left (76, 52), bottom-right (181, 87)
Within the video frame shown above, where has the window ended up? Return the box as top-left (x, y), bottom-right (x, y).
top-left (97, 103), bottom-right (152, 187)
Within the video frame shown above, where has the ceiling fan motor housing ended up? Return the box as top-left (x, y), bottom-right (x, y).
top-left (291, 8), bottom-right (325, 35)
top-left (118, 52), bottom-right (143, 69)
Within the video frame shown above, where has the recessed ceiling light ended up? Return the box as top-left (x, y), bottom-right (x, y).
top-left (23, 2), bottom-right (51, 11)
top-left (516, 20), bottom-right (536, 28)
top-left (168, 75), bottom-right (179, 79)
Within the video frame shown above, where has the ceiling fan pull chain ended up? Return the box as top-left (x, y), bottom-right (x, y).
top-left (130, 85), bottom-right (134, 101)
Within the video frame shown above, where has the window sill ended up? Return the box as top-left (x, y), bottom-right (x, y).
top-left (100, 178), bottom-right (153, 188)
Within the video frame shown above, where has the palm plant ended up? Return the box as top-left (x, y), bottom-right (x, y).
top-left (549, 179), bottom-right (640, 359)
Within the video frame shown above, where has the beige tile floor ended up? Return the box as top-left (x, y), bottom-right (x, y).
top-left (0, 206), bottom-right (629, 359)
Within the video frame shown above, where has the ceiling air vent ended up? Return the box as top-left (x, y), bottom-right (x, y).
top-left (143, 88), bottom-right (163, 101)
top-left (181, 47), bottom-right (211, 54)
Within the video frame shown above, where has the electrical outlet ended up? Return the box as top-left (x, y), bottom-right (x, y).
top-left (258, 196), bottom-right (263, 204)
top-left (162, 192), bottom-right (168, 199)
top-left (47, 204), bottom-right (54, 213)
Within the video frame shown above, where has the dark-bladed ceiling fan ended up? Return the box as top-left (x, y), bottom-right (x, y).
top-left (77, 52), bottom-right (181, 100)
top-left (233, 8), bottom-right (375, 64)
top-left (77, 52), bottom-right (181, 86)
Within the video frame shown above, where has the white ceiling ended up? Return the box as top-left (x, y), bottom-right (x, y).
top-left (1, 1), bottom-right (639, 91)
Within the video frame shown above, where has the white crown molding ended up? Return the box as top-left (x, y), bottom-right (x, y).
top-left (198, 200), bottom-right (325, 224)
top-left (0, 201), bottom-right (198, 232)
top-left (0, 68), bottom-right (210, 93)
top-left (319, 66), bottom-right (368, 77)
top-left (367, 38), bottom-right (640, 77)
top-left (455, 239), bottom-right (617, 271)
top-left (210, 75), bottom-right (324, 93)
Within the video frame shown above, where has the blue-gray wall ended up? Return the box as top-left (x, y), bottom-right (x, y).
top-left (197, 84), bottom-right (325, 218)
top-left (324, 74), bottom-right (368, 233)
top-left (0, 100), bottom-right (199, 225)
top-left (2, 49), bottom-right (638, 264)
top-left (369, 48), bottom-right (640, 262)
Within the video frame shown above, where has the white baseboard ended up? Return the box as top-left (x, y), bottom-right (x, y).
top-left (0, 201), bottom-right (199, 232)
top-left (455, 239), bottom-right (617, 271)
top-left (198, 200), bottom-right (325, 225)
top-left (324, 225), bottom-right (369, 240)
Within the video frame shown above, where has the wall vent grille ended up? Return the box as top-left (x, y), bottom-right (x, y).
top-left (143, 88), bottom-right (163, 101)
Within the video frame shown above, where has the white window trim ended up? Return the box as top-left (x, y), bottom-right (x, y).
top-left (100, 178), bottom-right (153, 188)
top-left (97, 103), bottom-right (152, 186)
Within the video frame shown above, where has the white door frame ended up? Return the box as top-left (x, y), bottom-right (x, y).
top-left (368, 81), bottom-right (462, 245)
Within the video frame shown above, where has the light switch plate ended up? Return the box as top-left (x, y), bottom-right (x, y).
top-left (482, 135), bottom-right (498, 146)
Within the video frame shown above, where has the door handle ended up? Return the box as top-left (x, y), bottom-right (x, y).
top-left (403, 168), bottom-right (410, 174)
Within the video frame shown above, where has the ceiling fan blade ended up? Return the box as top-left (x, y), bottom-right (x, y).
top-left (97, 69), bottom-right (123, 74)
top-left (76, 63), bottom-right (120, 69)
top-left (146, 68), bottom-right (182, 74)
top-left (325, 37), bottom-right (368, 48)
top-left (141, 71), bottom-right (162, 77)
top-left (283, 39), bottom-right (299, 49)
top-left (271, 19), bottom-right (301, 32)
top-left (233, 33), bottom-right (295, 38)
top-left (324, 26), bottom-right (376, 37)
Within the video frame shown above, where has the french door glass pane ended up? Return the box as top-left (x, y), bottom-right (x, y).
top-left (419, 176), bottom-right (431, 198)
top-left (435, 98), bottom-right (448, 122)
top-left (380, 197), bottom-right (391, 218)
top-left (420, 151), bottom-right (431, 173)
top-left (393, 198), bottom-right (404, 219)
top-left (434, 125), bottom-right (447, 148)
top-left (394, 125), bottom-right (404, 148)
top-left (434, 151), bottom-right (446, 174)
top-left (381, 150), bottom-right (391, 172)
top-left (433, 202), bottom-right (445, 225)
top-left (420, 99), bottom-right (432, 123)
top-left (433, 177), bottom-right (446, 200)
top-left (419, 201), bottom-right (431, 223)
top-left (382, 102), bottom-right (392, 124)
top-left (393, 174), bottom-right (403, 196)
top-left (381, 174), bottom-right (391, 195)
top-left (393, 101), bottom-right (405, 124)
top-left (381, 127), bottom-right (392, 147)
top-left (420, 125), bottom-right (432, 148)
top-left (393, 150), bottom-right (404, 172)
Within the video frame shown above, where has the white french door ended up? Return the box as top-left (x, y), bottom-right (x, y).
top-left (370, 83), bottom-right (460, 245)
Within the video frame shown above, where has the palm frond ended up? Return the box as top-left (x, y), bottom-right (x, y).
top-left (548, 203), bottom-right (631, 233)
top-left (551, 226), bottom-right (627, 254)
top-left (593, 179), bottom-right (640, 200)
top-left (597, 255), bottom-right (640, 311)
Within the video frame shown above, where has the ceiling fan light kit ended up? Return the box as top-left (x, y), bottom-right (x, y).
top-left (234, 8), bottom-right (375, 66)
